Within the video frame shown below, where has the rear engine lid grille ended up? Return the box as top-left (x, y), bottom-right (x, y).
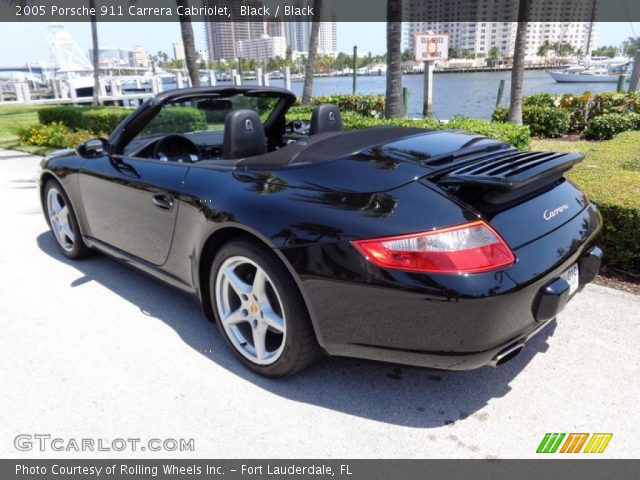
top-left (436, 151), bottom-right (583, 190)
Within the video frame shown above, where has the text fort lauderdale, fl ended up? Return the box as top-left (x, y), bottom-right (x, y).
top-left (16, 463), bottom-right (353, 476)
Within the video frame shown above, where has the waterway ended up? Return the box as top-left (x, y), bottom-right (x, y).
top-left (261, 70), bottom-right (620, 119)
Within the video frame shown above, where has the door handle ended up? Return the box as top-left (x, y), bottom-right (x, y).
top-left (152, 193), bottom-right (174, 210)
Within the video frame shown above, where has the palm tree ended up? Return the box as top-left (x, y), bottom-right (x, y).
top-left (508, 0), bottom-right (533, 124)
top-left (385, 0), bottom-right (403, 118)
top-left (89, 0), bottom-right (100, 106)
top-left (176, 0), bottom-right (200, 87)
top-left (301, 0), bottom-right (323, 105)
top-left (626, 36), bottom-right (640, 57)
top-left (537, 40), bottom-right (552, 58)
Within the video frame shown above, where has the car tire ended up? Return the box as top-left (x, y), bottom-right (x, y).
top-left (210, 238), bottom-right (321, 377)
top-left (43, 180), bottom-right (93, 260)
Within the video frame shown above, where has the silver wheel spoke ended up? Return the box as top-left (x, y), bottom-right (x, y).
top-left (222, 308), bottom-right (246, 326)
top-left (252, 323), bottom-right (268, 361)
top-left (252, 268), bottom-right (269, 301)
top-left (224, 267), bottom-right (252, 296)
top-left (261, 305), bottom-right (285, 333)
top-left (61, 221), bottom-right (74, 242)
top-left (51, 193), bottom-right (63, 214)
top-left (58, 205), bottom-right (69, 223)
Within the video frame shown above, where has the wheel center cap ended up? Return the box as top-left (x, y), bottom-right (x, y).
top-left (249, 302), bottom-right (259, 315)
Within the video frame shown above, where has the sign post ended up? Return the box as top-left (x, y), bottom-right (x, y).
top-left (415, 33), bottom-right (448, 117)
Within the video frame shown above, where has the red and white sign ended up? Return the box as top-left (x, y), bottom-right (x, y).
top-left (415, 33), bottom-right (449, 62)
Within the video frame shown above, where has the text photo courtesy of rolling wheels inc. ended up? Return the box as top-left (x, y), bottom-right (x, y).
top-left (1, 0), bottom-right (640, 478)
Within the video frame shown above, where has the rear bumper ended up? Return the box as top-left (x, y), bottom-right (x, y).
top-left (284, 204), bottom-right (602, 370)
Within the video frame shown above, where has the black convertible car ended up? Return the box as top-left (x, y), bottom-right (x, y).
top-left (39, 86), bottom-right (602, 377)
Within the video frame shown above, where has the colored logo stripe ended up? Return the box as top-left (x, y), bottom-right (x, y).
top-left (536, 433), bottom-right (565, 453)
top-left (560, 433), bottom-right (589, 453)
top-left (537, 433), bottom-right (612, 453)
top-left (583, 433), bottom-right (613, 453)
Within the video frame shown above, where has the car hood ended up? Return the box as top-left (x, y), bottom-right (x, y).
top-left (235, 129), bottom-right (507, 193)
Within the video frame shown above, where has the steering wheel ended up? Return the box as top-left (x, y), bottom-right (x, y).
top-left (153, 134), bottom-right (201, 163)
top-left (286, 119), bottom-right (310, 135)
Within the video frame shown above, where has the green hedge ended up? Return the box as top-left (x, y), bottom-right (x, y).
top-left (595, 203), bottom-right (640, 273)
top-left (38, 105), bottom-right (208, 137)
top-left (493, 105), bottom-right (571, 138)
top-left (303, 94), bottom-right (386, 118)
top-left (18, 121), bottom-right (95, 149)
top-left (495, 91), bottom-right (640, 139)
top-left (582, 112), bottom-right (640, 140)
top-left (38, 106), bottom-right (133, 134)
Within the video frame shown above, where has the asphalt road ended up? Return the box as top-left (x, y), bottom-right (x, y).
top-left (1, 148), bottom-right (638, 459)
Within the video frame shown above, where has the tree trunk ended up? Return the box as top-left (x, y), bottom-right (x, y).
top-left (385, 0), bottom-right (403, 118)
top-left (301, 0), bottom-right (323, 105)
top-left (89, 0), bottom-right (100, 106)
top-left (177, 0), bottom-right (200, 87)
top-left (508, 0), bottom-right (532, 124)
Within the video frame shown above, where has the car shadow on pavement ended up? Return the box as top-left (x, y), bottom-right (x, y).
top-left (38, 231), bottom-right (556, 429)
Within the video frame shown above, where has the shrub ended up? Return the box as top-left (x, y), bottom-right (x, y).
top-left (305, 94), bottom-right (386, 118)
top-left (38, 105), bottom-right (208, 138)
top-left (582, 112), bottom-right (640, 140)
top-left (18, 122), bottom-right (94, 149)
top-left (494, 91), bottom-right (640, 137)
top-left (493, 105), bottom-right (571, 138)
top-left (523, 93), bottom-right (559, 108)
top-left (446, 116), bottom-right (531, 150)
top-left (524, 106), bottom-right (571, 138)
top-left (39, 106), bottom-right (132, 133)
top-left (595, 203), bottom-right (640, 274)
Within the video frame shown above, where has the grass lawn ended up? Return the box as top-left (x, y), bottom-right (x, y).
top-left (0, 104), bottom-right (52, 155)
top-left (532, 131), bottom-right (640, 211)
top-left (533, 131), bottom-right (639, 276)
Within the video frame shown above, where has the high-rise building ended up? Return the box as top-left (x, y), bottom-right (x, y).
top-left (204, 0), bottom-right (267, 60)
top-left (205, 0), bottom-right (337, 60)
top-left (237, 35), bottom-right (288, 63)
top-left (131, 46), bottom-right (150, 68)
top-left (404, 0), bottom-right (599, 58)
top-left (283, 0), bottom-right (337, 55)
top-left (172, 41), bottom-right (185, 61)
top-left (88, 47), bottom-right (133, 68)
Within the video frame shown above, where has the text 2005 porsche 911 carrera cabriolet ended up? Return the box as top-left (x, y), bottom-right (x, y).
top-left (39, 86), bottom-right (603, 377)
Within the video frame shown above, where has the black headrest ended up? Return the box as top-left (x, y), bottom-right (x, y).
top-left (222, 109), bottom-right (267, 159)
top-left (310, 104), bottom-right (342, 135)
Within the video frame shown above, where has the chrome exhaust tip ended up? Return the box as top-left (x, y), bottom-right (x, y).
top-left (489, 343), bottom-right (525, 367)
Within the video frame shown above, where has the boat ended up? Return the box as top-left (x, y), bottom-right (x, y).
top-left (547, 66), bottom-right (630, 83)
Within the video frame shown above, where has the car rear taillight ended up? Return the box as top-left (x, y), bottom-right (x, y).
top-left (352, 220), bottom-right (515, 274)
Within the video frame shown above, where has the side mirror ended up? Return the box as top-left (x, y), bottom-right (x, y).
top-left (77, 137), bottom-right (110, 158)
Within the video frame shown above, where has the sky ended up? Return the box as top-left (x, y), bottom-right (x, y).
top-left (0, 22), bottom-right (638, 66)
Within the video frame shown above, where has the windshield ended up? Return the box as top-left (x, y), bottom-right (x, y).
top-left (124, 93), bottom-right (280, 154)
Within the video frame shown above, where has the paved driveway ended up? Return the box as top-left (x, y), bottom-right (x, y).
top-left (1, 148), bottom-right (638, 459)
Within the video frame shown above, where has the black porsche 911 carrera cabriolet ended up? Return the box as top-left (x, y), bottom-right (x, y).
top-left (39, 86), bottom-right (602, 377)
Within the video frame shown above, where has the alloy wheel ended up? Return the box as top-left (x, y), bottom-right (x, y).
top-left (47, 187), bottom-right (75, 252)
top-left (215, 256), bottom-right (287, 365)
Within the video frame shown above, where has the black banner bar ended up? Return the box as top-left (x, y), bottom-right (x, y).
top-left (3, 459), bottom-right (640, 480)
top-left (1, 0), bottom-right (640, 22)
